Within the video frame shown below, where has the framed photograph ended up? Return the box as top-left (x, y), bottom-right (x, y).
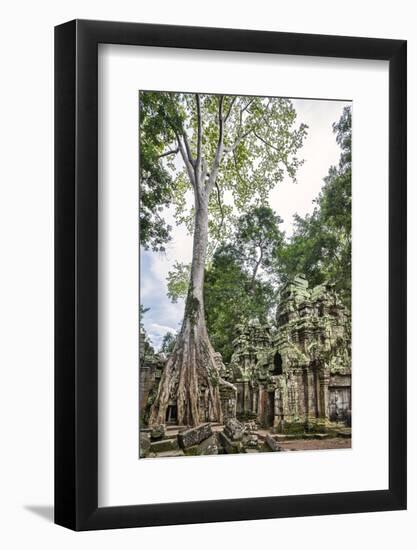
top-left (55, 19), bottom-right (406, 530)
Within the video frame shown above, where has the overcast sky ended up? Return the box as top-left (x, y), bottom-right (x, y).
top-left (141, 97), bottom-right (351, 350)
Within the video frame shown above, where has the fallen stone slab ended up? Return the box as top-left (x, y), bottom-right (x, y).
top-left (166, 425), bottom-right (187, 432)
top-left (266, 434), bottom-right (284, 452)
top-left (218, 430), bottom-right (243, 454)
top-left (178, 423), bottom-right (213, 449)
top-left (197, 434), bottom-right (219, 455)
top-left (150, 437), bottom-right (179, 454)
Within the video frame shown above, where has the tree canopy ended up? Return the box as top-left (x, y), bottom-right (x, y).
top-left (140, 92), bottom-right (308, 247)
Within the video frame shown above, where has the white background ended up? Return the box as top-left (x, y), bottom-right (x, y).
top-left (0, 0), bottom-right (415, 548)
top-left (99, 45), bottom-right (388, 506)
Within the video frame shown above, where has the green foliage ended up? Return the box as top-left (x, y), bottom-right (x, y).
top-left (234, 206), bottom-right (285, 289)
top-left (204, 246), bottom-right (275, 362)
top-left (160, 332), bottom-right (177, 355)
top-left (139, 304), bottom-right (149, 325)
top-left (203, 206), bottom-right (284, 361)
top-left (139, 305), bottom-right (155, 358)
top-left (277, 106), bottom-right (352, 306)
top-left (185, 292), bottom-right (201, 327)
top-left (166, 261), bottom-right (191, 303)
top-left (139, 93), bottom-right (175, 251)
top-left (140, 91), bottom-right (308, 249)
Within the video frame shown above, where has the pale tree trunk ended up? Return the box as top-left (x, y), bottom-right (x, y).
top-left (149, 93), bottom-right (237, 427)
top-left (149, 192), bottom-right (224, 427)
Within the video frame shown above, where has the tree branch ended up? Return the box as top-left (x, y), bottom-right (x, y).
top-left (166, 116), bottom-right (195, 167)
top-left (157, 147), bottom-right (179, 159)
top-left (223, 98), bottom-right (260, 154)
top-left (224, 96), bottom-right (237, 123)
top-left (214, 181), bottom-right (225, 232)
top-left (182, 130), bottom-right (195, 166)
top-left (195, 93), bottom-right (202, 167)
top-left (250, 247), bottom-right (263, 292)
top-left (242, 98), bottom-right (255, 113)
top-left (175, 133), bottom-right (196, 190)
top-left (232, 149), bottom-right (247, 185)
top-left (206, 96), bottom-right (225, 193)
top-left (253, 130), bottom-right (280, 153)
top-left (218, 95), bottom-right (225, 147)
top-left (224, 127), bottom-right (254, 154)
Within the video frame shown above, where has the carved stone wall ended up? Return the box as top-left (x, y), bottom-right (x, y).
top-left (226, 275), bottom-right (351, 432)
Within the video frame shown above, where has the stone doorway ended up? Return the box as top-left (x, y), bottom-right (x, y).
top-left (165, 403), bottom-right (178, 424)
top-left (273, 352), bottom-right (283, 375)
top-left (329, 387), bottom-right (351, 422)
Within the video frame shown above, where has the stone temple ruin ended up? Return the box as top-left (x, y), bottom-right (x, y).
top-left (140, 275), bottom-right (351, 457)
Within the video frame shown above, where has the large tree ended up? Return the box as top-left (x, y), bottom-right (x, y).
top-left (142, 92), bottom-right (307, 426)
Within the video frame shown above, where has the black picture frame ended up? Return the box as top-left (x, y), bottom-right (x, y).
top-left (55, 19), bottom-right (407, 531)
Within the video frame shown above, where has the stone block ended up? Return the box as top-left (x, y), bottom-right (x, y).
top-left (150, 424), bottom-right (165, 440)
top-left (224, 418), bottom-right (244, 441)
top-left (150, 437), bottom-right (179, 453)
top-left (243, 433), bottom-right (259, 448)
top-left (178, 423), bottom-right (213, 449)
top-left (198, 434), bottom-right (219, 455)
top-left (139, 432), bottom-right (151, 458)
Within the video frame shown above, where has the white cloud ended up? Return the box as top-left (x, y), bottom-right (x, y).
top-left (148, 322), bottom-right (179, 351)
top-left (150, 322), bottom-right (178, 334)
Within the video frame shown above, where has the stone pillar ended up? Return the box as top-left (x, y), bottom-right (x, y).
top-left (243, 380), bottom-right (252, 414)
top-left (318, 370), bottom-right (330, 419)
top-left (252, 387), bottom-right (258, 416)
top-left (273, 387), bottom-right (283, 431)
top-left (304, 367), bottom-right (310, 423)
